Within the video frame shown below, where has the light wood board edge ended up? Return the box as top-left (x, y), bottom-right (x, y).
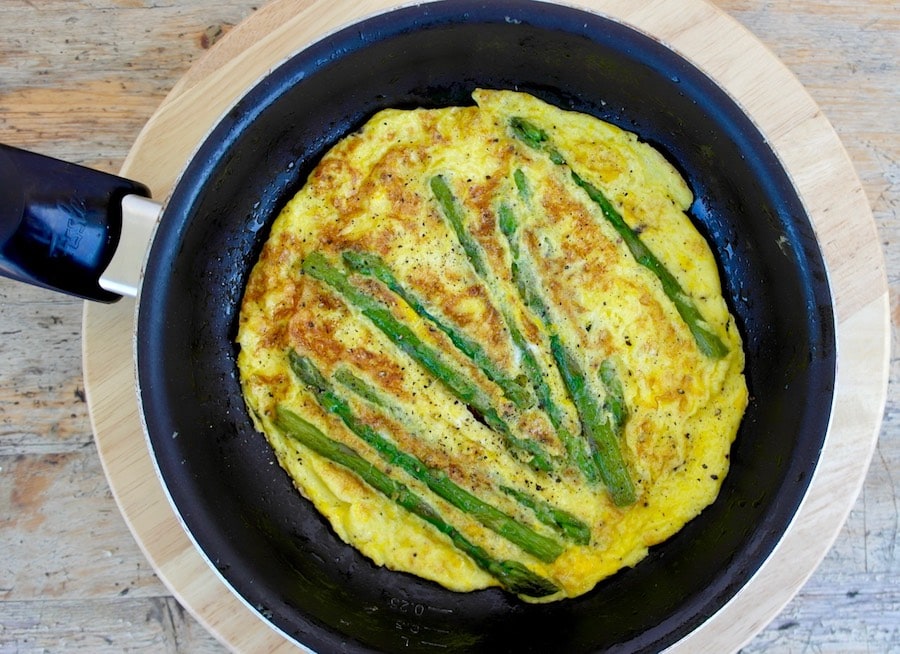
top-left (82, 0), bottom-right (890, 652)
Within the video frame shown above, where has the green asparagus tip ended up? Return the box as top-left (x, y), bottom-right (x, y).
top-left (509, 117), bottom-right (565, 165)
top-left (513, 168), bottom-right (531, 202)
top-left (334, 366), bottom-right (388, 410)
top-left (301, 250), bottom-right (327, 272)
top-left (501, 485), bottom-right (592, 546)
top-left (288, 348), bottom-right (329, 392)
top-left (342, 249), bottom-right (386, 279)
top-left (490, 559), bottom-right (560, 598)
top-left (599, 359), bottom-right (628, 434)
top-left (510, 117), bottom-right (549, 146)
top-left (498, 203), bottom-right (518, 240)
top-left (430, 174), bottom-right (489, 279)
top-left (690, 324), bottom-right (730, 359)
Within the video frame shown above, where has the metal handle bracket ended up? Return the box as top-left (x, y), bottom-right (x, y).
top-left (99, 194), bottom-right (163, 298)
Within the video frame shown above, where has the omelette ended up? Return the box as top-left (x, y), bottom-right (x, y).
top-left (237, 89), bottom-right (748, 602)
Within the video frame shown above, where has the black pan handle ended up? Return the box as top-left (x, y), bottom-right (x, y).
top-left (0, 143), bottom-right (152, 302)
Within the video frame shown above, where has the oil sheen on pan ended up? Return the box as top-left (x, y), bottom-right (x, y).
top-left (236, 90), bottom-right (748, 602)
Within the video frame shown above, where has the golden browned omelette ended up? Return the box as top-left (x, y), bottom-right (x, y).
top-left (237, 89), bottom-right (748, 602)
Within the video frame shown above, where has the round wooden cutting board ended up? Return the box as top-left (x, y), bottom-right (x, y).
top-left (81, 0), bottom-right (889, 651)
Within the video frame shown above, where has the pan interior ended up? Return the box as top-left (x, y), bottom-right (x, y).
top-left (136, 1), bottom-right (835, 652)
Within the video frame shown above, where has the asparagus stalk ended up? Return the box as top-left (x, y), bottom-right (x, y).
top-left (274, 405), bottom-right (559, 597)
top-left (288, 351), bottom-right (564, 563)
top-left (550, 338), bottom-right (636, 506)
top-left (430, 175), bottom-right (489, 278)
top-left (334, 366), bottom-right (391, 412)
top-left (342, 250), bottom-right (532, 410)
top-left (508, 117), bottom-right (728, 359)
top-left (335, 363), bottom-right (591, 546)
top-left (513, 167), bottom-right (532, 201)
top-left (510, 118), bottom-right (566, 165)
top-left (496, 202), bottom-right (550, 319)
top-left (300, 252), bottom-right (553, 471)
top-left (500, 485), bottom-right (591, 545)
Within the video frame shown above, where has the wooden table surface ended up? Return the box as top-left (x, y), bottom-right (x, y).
top-left (0, 1), bottom-right (896, 652)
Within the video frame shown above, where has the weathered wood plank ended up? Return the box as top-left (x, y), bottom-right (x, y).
top-left (0, 597), bottom-right (223, 653)
top-left (0, 445), bottom-right (169, 602)
top-left (0, 284), bottom-right (87, 454)
top-left (0, 1), bottom-right (258, 170)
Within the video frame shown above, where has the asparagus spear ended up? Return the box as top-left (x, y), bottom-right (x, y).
top-left (430, 177), bottom-right (539, 396)
top-left (500, 485), bottom-right (591, 545)
top-left (288, 351), bottom-right (564, 563)
top-left (510, 118), bottom-right (566, 165)
top-left (341, 250), bottom-right (532, 410)
top-left (508, 117), bottom-right (728, 359)
top-left (513, 167), bottom-right (531, 201)
top-left (274, 405), bottom-right (559, 597)
top-left (335, 363), bottom-right (591, 546)
top-left (551, 337), bottom-right (636, 507)
top-left (496, 201), bottom-right (550, 319)
top-left (334, 366), bottom-right (391, 411)
top-left (300, 252), bottom-right (553, 471)
top-left (430, 175), bottom-right (489, 278)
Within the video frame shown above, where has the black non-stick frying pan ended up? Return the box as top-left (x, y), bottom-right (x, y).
top-left (2, 1), bottom-right (835, 652)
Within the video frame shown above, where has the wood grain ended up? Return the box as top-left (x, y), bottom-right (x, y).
top-left (0, 0), bottom-right (896, 652)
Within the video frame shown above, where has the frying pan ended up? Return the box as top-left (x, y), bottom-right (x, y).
top-left (0, 0), bottom-right (878, 651)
